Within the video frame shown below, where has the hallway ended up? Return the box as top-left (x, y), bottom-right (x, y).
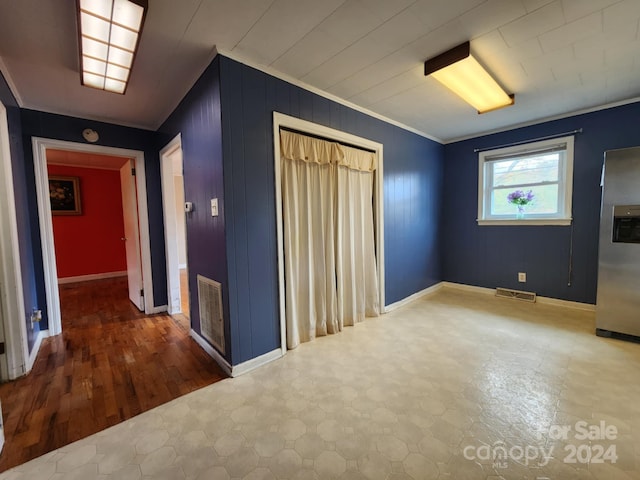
top-left (0, 277), bottom-right (226, 472)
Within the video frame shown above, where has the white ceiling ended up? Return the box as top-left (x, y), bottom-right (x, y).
top-left (1, 0), bottom-right (639, 142)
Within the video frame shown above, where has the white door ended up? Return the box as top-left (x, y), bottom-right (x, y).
top-left (160, 136), bottom-right (186, 315)
top-left (120, 160), bottom-right (144, 310)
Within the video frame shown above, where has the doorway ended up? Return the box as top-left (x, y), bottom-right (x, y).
top-left (272, 113), bottom-right (386, 355)
top-left (46, 149), bottom-right (144, 311)
top-left (31, 138), bottom-right (154, 345)
top-left (160, 135), bottom-right (190, 329)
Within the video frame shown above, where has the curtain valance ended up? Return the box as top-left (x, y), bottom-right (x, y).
top-left (280, 130), bottom-right (376, 172)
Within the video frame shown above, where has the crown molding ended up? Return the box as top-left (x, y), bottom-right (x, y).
top-left (213, 47), bottom-right (444, 145)
top-left (0, 57), bottom-right (24, 107)
top-left (445, 96), bottom-right (640, 144)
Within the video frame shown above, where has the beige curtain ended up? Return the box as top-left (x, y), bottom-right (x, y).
top-left (281, 130), bottom-right (379, 349)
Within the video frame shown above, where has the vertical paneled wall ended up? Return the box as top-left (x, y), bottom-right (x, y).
top-left (159, 58), bottom-right (231, 360)
top-left (0, 71), bottom-right (41, 351)
top-left (219, 56), bottom-right (444, 364)
top-left (442, 102), bottom-right (640, 304)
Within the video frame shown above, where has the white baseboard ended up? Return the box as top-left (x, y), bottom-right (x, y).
top-left (191, 329), bottom-right (232, 376)
top-left (25, 329), bottom-right (49, 375)
top-left (441, 281), bottom-right (495, 295)
top-left (384, 282), bottom-right (444, 312)
top-left (7, 365), bottom-right (23, 381)
top-left (380, 281), bottom-right (595, 314)
top-left (231, 348), bottom-right (282, 377)
top-left (147, 305), bottom-right (168, 314)
top-left (442, 282), bottom-right (596, 311)
top-left (190, 330), bottom-right (282, 377)
top-left (536, 296), bottom-right (595, 311)
top-left (58, 271), bottom-right (126, 284)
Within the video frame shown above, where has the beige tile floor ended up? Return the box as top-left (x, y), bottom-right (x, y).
top-left (3, 287), bottom-right (640, 480)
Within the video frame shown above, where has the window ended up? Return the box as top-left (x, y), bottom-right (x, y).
top-left (477, 135), bottom-right (574, 225)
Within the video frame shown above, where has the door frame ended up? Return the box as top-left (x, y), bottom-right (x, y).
top-left (159, 134), bottom-right (185, 315)
top-left (32, 137), bottom-right (154, 336)
top-left (0, 101), bottom-right (29, 380)
top-left (272, 112), bottom-right (385, 356)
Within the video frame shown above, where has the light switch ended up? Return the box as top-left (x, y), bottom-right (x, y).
top-left (211, 198), bottom-right (218, 217)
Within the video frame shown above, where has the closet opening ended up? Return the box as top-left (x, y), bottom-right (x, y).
top-left (273, 112), bottom-right (385, 354)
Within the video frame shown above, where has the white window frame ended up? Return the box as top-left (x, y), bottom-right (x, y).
top-left (477, 135), bottom-right (574, 226)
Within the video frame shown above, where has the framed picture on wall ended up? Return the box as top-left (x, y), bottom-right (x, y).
top-left (49, 176), bottom-right (82, 215)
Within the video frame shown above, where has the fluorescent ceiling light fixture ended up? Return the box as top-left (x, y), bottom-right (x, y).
top-left (424, 42), bottom-right (514, 114)
top-left (77, 0), bottom-right (147, 94)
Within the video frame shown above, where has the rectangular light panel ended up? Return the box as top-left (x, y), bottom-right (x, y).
top-left (78, 0), bottom-right (146, 94)
top-left (425, 42), bottom-right (514, 114)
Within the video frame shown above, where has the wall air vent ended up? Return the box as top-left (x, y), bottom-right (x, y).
top-left (495, 287), bottom-right (536, 303)
top-left (197, 274), bottom-right (225, 354)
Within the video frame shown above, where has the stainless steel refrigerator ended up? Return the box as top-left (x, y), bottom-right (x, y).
top-left (596, 147), bottom-right (640, 338)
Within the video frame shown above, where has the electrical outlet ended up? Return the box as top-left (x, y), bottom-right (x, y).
top-left (518, 272), bottom-right (526, 283)
top-left (31, 309), bottom-right (42, 324)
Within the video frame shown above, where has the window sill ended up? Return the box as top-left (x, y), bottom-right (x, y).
top-left (477, 218), bottom-right (572, 226)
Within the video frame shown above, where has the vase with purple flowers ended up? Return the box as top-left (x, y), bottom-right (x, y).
top-left (507, 190), bottom-right (534, 219)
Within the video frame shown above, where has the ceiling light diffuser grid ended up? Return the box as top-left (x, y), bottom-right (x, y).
top-left (77, 0), bottom-right (147, 94)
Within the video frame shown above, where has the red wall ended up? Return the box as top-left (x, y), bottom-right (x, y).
top-left (48, 165), bottom-right (127, 278)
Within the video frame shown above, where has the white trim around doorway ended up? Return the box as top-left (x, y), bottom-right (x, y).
top-left (31, 138), bottom-right (155, 338)
top-left (0, 101), bottom-right (29, 380)
top-left (159, 134), bottom-right (184, 316)
top-left (272, 112), bottom-right (386, 357)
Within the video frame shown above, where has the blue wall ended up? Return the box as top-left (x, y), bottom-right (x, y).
top-left (219, 56), bottom-right (443, 364)
top-left (442, 102), bottom-right (640, 304)
top-left (159, 57), bottom-right (232, 360)
top-left (1, 72), bottom-right (42, 351)
top-left (3, 56), bottom-right (444, 366)
top-left (18, 109), bottom-right (168, 327)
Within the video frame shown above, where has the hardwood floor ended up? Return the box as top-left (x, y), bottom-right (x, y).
top-left (0, 276), bottom-right (227, 472)
top-left (170, 268), bottom-right (190, 331)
